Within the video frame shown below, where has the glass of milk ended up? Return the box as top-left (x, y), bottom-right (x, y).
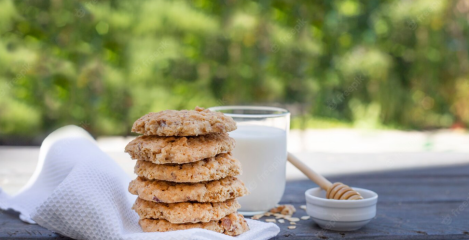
top-left (209, 106), bottom-right (290, 215)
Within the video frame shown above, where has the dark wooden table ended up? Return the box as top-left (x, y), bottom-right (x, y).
top-left (2, 164), bottom-right (469, 239)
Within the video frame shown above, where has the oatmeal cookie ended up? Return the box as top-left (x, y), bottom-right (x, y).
top-left (132, 107), bottom-right (237, 136)
top-left (125, 133), bottom-right (235, 164)
top-left (134, 153), bottom-right (241, 182)
top-left (128, 176), bottom-right (248, 203)
top-left (139, 213), bottom-right (249, 236)
top-left (132, 198), bottom-right (240, 223)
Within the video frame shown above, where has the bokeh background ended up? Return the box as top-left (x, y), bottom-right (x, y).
top-left (1, 0), bottom-right (468, 145)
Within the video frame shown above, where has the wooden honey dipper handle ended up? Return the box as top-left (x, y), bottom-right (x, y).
top-left (287, 152), bottom-right (332, 190)
top-left (287, 152), bottom-right (363, 200)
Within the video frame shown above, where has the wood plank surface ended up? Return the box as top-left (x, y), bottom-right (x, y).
top-left (1, 164), bottom-right (468, 239)
top-left (0, 210), bottom-right (67, 239)
top-left (274, 164), bottom-right (469, 239)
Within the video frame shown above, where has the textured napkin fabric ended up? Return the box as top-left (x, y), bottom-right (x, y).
top-left (0, 126), bottom-right (279, 240)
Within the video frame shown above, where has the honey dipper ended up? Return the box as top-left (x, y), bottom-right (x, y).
top-left (287, 152), bottom-right (363, 200)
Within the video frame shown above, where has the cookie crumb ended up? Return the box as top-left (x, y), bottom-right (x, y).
top-left (270, 204), bottom-right (296, 215)
top-left (300, 205), bottom-right (306, 210)
top-left (278, 219), bottom-right (285, 223)
top-left (288, 226), bottom-right (296, 229)
top-left (251, 214), bottom-right (264, 220)
top-left (265, 219), bottom-right (276, 223)
top-left (288, 218), bottom-right (300, 222)
top-left (274, 214), bottom-right (285, 219)
top-left (290, 222), bottom-right (296, 225)
top-left (301, 216), bottom-right (310, 220)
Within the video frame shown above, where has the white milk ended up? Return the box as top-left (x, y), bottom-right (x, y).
top-left (229, 125), bottom-right (287, 214)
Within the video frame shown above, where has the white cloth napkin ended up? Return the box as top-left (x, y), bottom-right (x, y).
top-left (0, 126), bottom-right (279, 240)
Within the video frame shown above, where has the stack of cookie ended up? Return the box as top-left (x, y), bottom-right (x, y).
top-left (125, 107), bottom-right (250, 236)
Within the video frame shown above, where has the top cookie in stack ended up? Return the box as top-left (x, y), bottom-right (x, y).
top-left (131, 106), bottom-right (237, 136)
top-left (125, 107), bottom-right (250, 236)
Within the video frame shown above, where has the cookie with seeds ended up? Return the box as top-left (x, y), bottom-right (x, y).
top-left (125, 133), bottom-right (235, 164)
top-left (132, 107), bottom-right (237, 136)
top-left (128, 176), bottom-right (248, 203)
top-left (132, 198), bottom-right (240, 223)
top-left (134, 153), bottom-right (241, 182)
top-left (139, 213), bottom-right (249, 236)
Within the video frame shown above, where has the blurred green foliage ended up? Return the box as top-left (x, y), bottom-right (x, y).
top-left (0, 0), bottom-right (468, 141)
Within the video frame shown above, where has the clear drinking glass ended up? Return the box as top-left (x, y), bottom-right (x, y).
top-left (209, 106), bottom-right (290, 215)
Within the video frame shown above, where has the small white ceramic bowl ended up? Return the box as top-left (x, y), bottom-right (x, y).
top-left (305, 187), bottom-right (378, 231)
